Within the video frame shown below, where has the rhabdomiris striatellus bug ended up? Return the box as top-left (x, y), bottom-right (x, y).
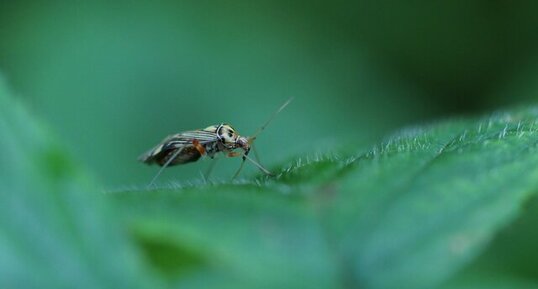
top-left (139, 98), bottom-right (292, 186)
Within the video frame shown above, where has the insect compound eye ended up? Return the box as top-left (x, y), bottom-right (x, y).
top-left (225, 133), bottom-right (235, 143)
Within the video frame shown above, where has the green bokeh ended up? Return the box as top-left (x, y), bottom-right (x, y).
top-left (1, 1), bottom-right (537, 186)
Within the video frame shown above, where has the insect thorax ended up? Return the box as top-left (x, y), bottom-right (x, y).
top-left (204, 141), bottom-right (222, 158)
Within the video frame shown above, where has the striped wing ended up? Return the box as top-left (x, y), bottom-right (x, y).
top-left (138, 130), bottom-right (218, 166)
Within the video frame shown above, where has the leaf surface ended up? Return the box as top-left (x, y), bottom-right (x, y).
top-left (117, 108), bottom-right (538, 289)
top-left (0, 82), bottom-right (156, 289)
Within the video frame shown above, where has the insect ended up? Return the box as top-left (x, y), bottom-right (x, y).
top-left (139, 98), bottom-right (292, 186)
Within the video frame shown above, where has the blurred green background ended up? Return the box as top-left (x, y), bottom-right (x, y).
top-left (1, 1), bottom-right (538, 187)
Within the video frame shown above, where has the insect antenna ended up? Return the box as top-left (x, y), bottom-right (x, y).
top-left (147, 147), bottom-right (185, 188)
top-left (248, 97), bottom-right (294, 142)
top-left (233, 98), bottom-right (293, 179)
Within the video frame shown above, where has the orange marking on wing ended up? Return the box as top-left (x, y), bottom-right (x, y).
top-left (192, 139), bottom-right (206, 155)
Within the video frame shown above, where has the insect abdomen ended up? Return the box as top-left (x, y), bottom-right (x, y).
top-left (141, 145), bottom-right (202, 167)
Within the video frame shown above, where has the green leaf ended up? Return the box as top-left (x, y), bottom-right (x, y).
top-left (439, 193), bottom-right (538, 288)
top-left (332, 111), bottom-right (538, 289)
top-left (438, 273), bottom-right (538, 289)
top-left (0, 81), bottom-right (157, 289)
top-left (115, 108), bottom-right (538, 289)
top-left (113, 185), bottom-right (339, 289)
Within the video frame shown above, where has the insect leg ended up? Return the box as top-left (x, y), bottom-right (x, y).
top-left (232, 156), bottom-right (246, 180)
top-left (229, 150), bottom-right (246, 180)
top-left (251, 143), bottom-right (263, 166)
top-left (204, 157), bottom-right (220, 180)
top-left (243, 153), bottom-right (273, 176)
top-left (147, 146), bottom-right (185, 188)
top-left (231, 150), bottom-right (273, 180)
top-left (227, 151), bottom-right (242, 157)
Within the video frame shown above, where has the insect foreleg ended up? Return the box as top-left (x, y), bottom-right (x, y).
top-left (243, 153), bottom-right (273, 176)
top-left (231, 149), bottom-right (273, 180)
top-left (251, 143), bottom-right (263, 166)
top-left (147, 146), bottom-right (185, 188)
top-left (231, 156), bottom-right (246, 180)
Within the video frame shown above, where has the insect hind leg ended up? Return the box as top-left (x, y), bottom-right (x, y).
top-left (147, 147), bottom-right (185, 188)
